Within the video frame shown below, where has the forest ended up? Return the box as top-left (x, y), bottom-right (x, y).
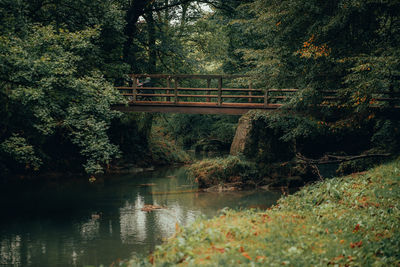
top-left (0, 0), bottom-right (399, 266)
top-left (1, 0), bottom-right (399, 177)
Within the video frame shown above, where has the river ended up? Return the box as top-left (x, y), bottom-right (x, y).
top-left (0, 165), bottom-right (282, 266)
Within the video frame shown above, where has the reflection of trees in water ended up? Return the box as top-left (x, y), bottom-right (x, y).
top-left (118, 194), bottom-right (184, 244)
top-left (118, 186), bottom-right (205, 246)
top-left (0, 235), bottom-right (21, 266)
top-left (154, 207), bottom-right (179, 237)
top-left (79, 217), bottom-right (100, 241)
top-left (165, 190), bottom-right (282, 216)
top-left (193, 191), bottom-right (254, 209)
top-left (119, 195), bottom-right (146, 244)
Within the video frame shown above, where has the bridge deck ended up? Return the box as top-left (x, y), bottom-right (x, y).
top-left (113, 101), bottom-right (282, 115)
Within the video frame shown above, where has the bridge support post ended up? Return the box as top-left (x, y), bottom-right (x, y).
top-left (218, 77), bottom-right (222, 106)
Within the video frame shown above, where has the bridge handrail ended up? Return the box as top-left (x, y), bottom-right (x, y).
top-left (127, 74), bottom-right (250, 79)
top-left (118, 74), bottom-right (262, 106)
top-left (116, 74), bottom-right (400, 109)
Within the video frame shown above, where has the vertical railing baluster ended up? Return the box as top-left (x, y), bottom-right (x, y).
top-left (167, 77), bottom-right (171, 102)
top-left (174, 77), bottom-right (179, 104)
top-left (264, 90), bottom-right (269, 107)
top-left (248, 81), bottom-right (253, 103)
top-left (132, 74), bottom-right (137, 102)
top-left (206, 78), bottom-right (211, 102)
top-left (218, 77), bottom-right (222, 106)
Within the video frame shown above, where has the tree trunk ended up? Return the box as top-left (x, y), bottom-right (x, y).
top-left (123, 0), bottom-right (148, 71)
top-left (145, 11), bottom-right (157, 73)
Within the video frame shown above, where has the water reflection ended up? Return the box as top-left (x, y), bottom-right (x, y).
top-left (80, 216), bottom-right (100, 241)
top-left (154, 208), bottom-right (179, 237)
top-left (119, 196), bottom-right (147, 244)
top-left (0, 235), bottom-right (22, 266)
top-left (0, 166), bottom-right (282, 266)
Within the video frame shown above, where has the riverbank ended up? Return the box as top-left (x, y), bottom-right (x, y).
top-left (128, 158), bottom-right (400, 266)
top-left (187, 156), bottom-right (318, 190)
top-left (0, 125), bottom-right (191, 182)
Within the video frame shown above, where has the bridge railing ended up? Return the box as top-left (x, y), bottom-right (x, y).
top-left (116, 74), bottom-right (272, 107)
top-left (115, 74), bottom-right (400, 109)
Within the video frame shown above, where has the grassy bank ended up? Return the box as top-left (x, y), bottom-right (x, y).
top-left (187, 156), bottom-right (256, 188)
top-left (128, 158), bottom-right (400, 266)
top-left (187, 155), bottom-right (319, 189)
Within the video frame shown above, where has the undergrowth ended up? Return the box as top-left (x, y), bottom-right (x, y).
top-left (187, 156), bottom-right (257, 188)
top-left (127, 158), bottom-right (400, 266)
top-left (149, 126), bottom-right (191, 165)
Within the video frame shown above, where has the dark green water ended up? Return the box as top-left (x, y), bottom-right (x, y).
top-left (0, 166), bottom-right (282, 266)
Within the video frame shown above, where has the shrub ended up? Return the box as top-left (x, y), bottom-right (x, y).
top-left (187, 156), bottom-right (256, 188)
top-left (149, 126), bottom-right (191, 165)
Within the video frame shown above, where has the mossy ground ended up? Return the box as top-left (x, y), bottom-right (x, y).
top-left (127, 158), bottom-right (400, 266)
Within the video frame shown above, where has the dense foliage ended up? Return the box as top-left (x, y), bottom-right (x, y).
top-left (224, 0), bottom-right (400, 154)
top-left (1, 0), bottom-right (399, 176)
top-left (149, 125), bottom-right (191, 165)
top-left (168, 0), bottom-right (399, 175)
top-left (128, 158), bottom-right (400, 266)
top-left (0, 0), bottom-right (231, 175)
top-left (0, 24), bottom-right (124, 174)
top-left (234, 0), bottom-right (400, 101)
top-left (0, 0), bottom-right (130, 175)
top-left (159, 114), bottom-right (239, 151)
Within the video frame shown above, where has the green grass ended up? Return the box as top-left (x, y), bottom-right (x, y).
top-left (128, 158), bottom-right (400, 266)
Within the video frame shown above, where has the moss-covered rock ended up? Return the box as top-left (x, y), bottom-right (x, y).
top-left (230, 111), bottom-right (295, 163)
top-left (187, 156), bottom-right (256, 188)
top-left (229, 111), bottom-right (320, 186)
top-left (230, 113), bottom-right (253, 156)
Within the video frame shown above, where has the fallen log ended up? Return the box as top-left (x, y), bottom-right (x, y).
top-left (296, 152), bottom-right (391, 180)
top-left (296, 153), bottom-right (391, 165)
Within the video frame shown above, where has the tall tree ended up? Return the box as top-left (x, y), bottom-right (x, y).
top-left (227, 0), bottom-right (400, 153)
top-left (0, 1), bottom-right (126, 174)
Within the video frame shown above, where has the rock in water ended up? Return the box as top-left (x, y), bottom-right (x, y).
top-left (141, 204), bottom-right (165, 212)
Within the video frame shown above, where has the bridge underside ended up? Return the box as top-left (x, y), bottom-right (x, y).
top-left (113, 101), bottom-right (281, 115)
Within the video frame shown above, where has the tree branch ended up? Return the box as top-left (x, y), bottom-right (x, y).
top-left (296, 153), bottom-right (392, 165)
top-left (144, 0), bottom-right (193, 13)
top-left (144, 0), bottom-right (232, 13)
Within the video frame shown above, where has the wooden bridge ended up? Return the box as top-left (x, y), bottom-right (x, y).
top-left (113, 74), bottom-right (290, 115)
top-left (113, 74), bottom-right (399, 115)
